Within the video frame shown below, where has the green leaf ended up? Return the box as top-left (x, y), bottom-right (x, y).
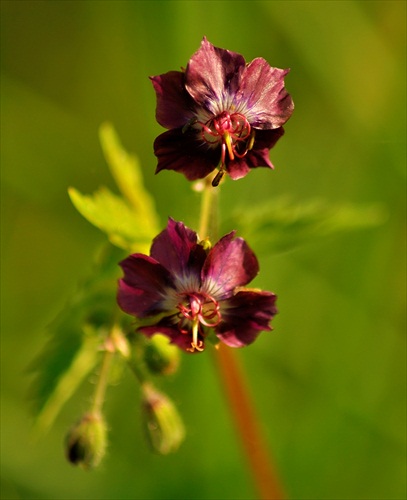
top-left (32, 328), bottom-right (101, 438)
top-left (30, 244), bottom-right (124, 435)
top-left (99, 122), bottom-right (158, 227)
top-left (68, 186), bottom-right (153, 253)
top-left (226, 197), bottom-right (387, 254)
top-left (33, 120), bottom-right (162, 434)
top-left (69, 123), bottom-right (160, 253)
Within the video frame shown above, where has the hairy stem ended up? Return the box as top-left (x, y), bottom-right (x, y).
top-left (91, 347), bottom-right (114, 415)
top-left (90, 324), bottom-right (125, 415)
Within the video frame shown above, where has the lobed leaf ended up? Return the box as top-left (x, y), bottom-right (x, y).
top-left (99, 122), bottom-right (158, 229)
top-left (33, 125), bottom-right (161, 435)
top-left (68, 186), bottom-right (152, 254)
top-left (69, 123), bottom-right (160, 254)
top-left (32, 328), bottom-right (101, 438)
top-left (30, 244), bottom-right (124, 435)
top-left (226, 197), bottom-right (387, 254)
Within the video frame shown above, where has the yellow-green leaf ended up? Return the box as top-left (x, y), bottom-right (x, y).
top-left (99, 122), bottom-right (159, 233)
top-left (68, 186), bottom-right (152, 254)
top-left (32, 328), bottom-right (101, 438)
top-left (69, 123), bottom-right (160, 253)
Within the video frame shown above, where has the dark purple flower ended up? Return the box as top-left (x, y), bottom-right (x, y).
top-left (118, 219), bottom-right (277, 353)
top-left (151, 37), bottom-right (294, 185)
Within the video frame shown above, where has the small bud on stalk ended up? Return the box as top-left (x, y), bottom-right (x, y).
top-left (141, 384), bottom-right (185, 455)
top-left (65, 411), bottom-right (107, 469)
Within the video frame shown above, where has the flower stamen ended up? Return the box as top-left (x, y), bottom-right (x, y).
top-left (197, 111), bottom-right (252, 174)
top-left (187, 319), bottom-right (204, 352)
top-left (177, 292), bottom-right (221, 351)
top-left (212, 169), bottom-right (225, 187)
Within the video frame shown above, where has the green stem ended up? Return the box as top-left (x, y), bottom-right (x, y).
top-left (198, 177), bottom-right (286, 499)
top-left (91, 347), bottom-right (114, 415)
top-left (198, 175), bottom-right (219, 240)
top-left (127, 341), bottom-right (150, 386)
top-left (90, 323), bottom-right (126, 415)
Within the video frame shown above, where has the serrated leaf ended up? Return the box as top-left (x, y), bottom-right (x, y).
top-left (69, 123), bottom-right (159, 253)
top-left (99, 122), bottom-right (158, 228)
top-left (30, 244), bottom-right (124, 435)
top-left (68, 186), bottom-right (152, 254)
top-left (226, 197), bottom-right (387, 254)
top-left (32, 329), bottom-right (101, 438)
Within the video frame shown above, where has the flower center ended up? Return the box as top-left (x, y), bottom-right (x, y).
top-left (197, 111), bottom-right (254, 185)
top-left (177, 292), bottom-right (221, 352)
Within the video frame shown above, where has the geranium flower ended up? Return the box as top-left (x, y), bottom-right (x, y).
top-left (118, 219), bottom-right (277, 353)
top-left (151, 37), bottom-right (294, 185)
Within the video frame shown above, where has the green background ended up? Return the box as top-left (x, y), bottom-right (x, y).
top-left (1, 1), bottom-right (405, 499)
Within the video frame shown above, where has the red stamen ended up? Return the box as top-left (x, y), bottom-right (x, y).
top-left (176, 292), bottom-right (222, 347)
top-left (197, 111), bottom-right (253, 169)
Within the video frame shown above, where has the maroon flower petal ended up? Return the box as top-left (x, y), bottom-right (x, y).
top-left (154, 128), bottom-right (218, 180)
top-left (227, 128), bottom-right (285, 180)
top-left (185, 37), bottom-right (246, 114)
top-left (150, 218), bottom-right (202, 279)
top-left (202, 232), bottom-right (259, 298)
top-left (238, 59), bottom-right (294, 129)
top-left (226, 159), bottom-right (251, 181)
top-left (118, 254), bottom-right (174, 317)
top-left (150, 71), bottom-right (196, 129)
top-left (216, 290), bottom-right (278, 347)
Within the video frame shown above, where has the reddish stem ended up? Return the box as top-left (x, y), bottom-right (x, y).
top-left (215, 343), bottom-right (287, 500)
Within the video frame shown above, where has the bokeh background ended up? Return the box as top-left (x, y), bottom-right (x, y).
top-left (1, 1), bottom-right (405, 499)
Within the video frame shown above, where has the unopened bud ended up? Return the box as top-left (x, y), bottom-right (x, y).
top-left (65, 412), bottom-right (107, 469)
top-left (144, 334), bottom-right (180, 375)
top-left (142, 384), bottom-right (185, 455)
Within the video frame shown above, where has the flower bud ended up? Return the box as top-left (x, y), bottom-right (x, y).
top-left (143, 334), bottom-right (180, 375)
top-left (65, 412), bottom-right (107, 469)
top-left (142, 384), bottom-right (185, 455)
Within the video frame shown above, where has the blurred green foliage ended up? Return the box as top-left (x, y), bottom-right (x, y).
top-left (1, 1), bottom-right (405, 499)
top-left (69, 123), bottom-right (159, 253)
